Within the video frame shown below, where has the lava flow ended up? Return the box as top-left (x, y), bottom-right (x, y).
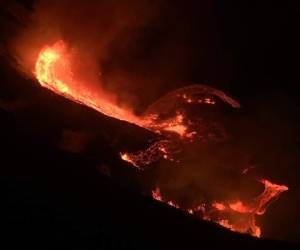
top-left (35, 40), bottom-right (241, 167)
top-left (35, 40), bottom-right (142, 126)
top-left (34, 40), bottom-right (289, 238)
top-left (152, 179), bottom-right (288, 237)
top-left (35, 41), bottom-right (188, 136)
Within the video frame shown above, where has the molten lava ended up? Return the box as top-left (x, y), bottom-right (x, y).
top-left (152, 180), bottom-right (288, 237)
top-left (35, 41), bottom-right (196, 138)
top-left (34, 40), bottom-right (288, 238)
top-left (35, 41), bottom-right (141, 126)
top-left (35, 41), bottom-right (241, 168)
top-left (35, 40), bottom-right (240, 136)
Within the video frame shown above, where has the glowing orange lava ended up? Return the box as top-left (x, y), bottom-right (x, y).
top-left (35, 41), bottom-right (142, 126)
top-left (120, 153), bottom-right (141, 169)
top-left (212, 202), bottom-right (226, 211)
top-left (35, 40), bottom-right (242, 168)
top-left (35, 40), bottom-right (240, 139)
top-left (34, 40), bottom-right (288, 238)
top-left (34, 40), bottom-right (196, 139)
top-left (151, 180), bottom-right (288, 238)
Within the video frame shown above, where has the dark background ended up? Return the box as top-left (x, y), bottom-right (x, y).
top-left (0, 0), bottom-right (300, 248)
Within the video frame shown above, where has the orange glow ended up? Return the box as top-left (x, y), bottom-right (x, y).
top-left (35, 40), bottom-right (196, 139)
top-left (151, 187), bottom-right (163, 202)
top-left (35, 41), bottom-right (202, 170)
top-left (35, 41), bottom-right (142, 126)
top-left (152, 187), bottom-right (180, 208)
top-left (35, 41), bottom-right (243, 169)
top-left (255, 179), bottom-right (288, 215)
top-left (120, 153), bottom-right (141, 169)
top-left (229, 201), bottom-right (253, 213)
top-left (212, 202), bottom-right (226, 211)
top-left (182, 94), bottom-right (216, 105)
top-left (163, 124), bottom-right (187, 137)
top-left (218, 219), bottom-right (233, 230)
